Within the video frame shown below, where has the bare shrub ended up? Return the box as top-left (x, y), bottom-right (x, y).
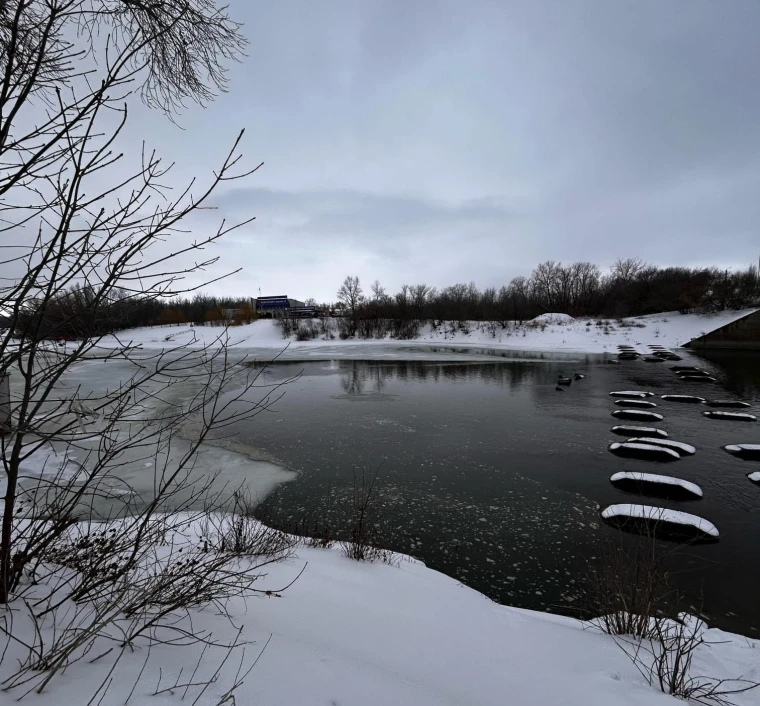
top-left (290, 519), bottom-right (336, 549)
top-left (621, 616), bottom-right (759, 704)
top-left (277, 317), bottom-right (295, 338)
top-left (582, 528), bottom-right (675, 639)
top-left (200, 490), bottom-right (296, 559)
top-left (340, 466), bottom-right (393, 563)
top-left (0, 503), bottom-right (298, 695)
top-left (295, 322), bottom-right (318, 341)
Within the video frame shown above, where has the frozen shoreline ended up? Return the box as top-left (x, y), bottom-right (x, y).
top-left (94, 308), bottom-right (758, 361)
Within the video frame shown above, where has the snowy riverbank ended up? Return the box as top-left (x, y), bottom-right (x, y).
top-left (2, 514), bottom-right (757, 706)
top-left (96, 308), bottom-right (757, 358)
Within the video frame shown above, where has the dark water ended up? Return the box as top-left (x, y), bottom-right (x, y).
top-left (226, 349), bottom-right (760, 636)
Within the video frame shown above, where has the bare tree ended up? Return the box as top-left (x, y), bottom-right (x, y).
top-left (336, 275), bottom-right (363, 335)
top-left (611, 257), bottom-right (646, 283)
top-left (0, 0), bottom-right (267, 605)
top-left (370, 279), bottom-right (386, 302)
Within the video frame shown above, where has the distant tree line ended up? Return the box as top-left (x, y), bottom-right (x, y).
top-left (334, 259), bottom-right (760, 339)
top-left (12, 288), bottom-right (256, 340)
top-left (12, 258), bottom-right (759, 341)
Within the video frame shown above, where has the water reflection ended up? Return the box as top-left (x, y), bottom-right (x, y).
top-left (334, 359), bottom-right (545, 396)
top-left (692, 350), bottom-right (760, 400)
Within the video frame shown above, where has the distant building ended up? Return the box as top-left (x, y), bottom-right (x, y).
top-left (288, 306), bottom-right (320, 318)
top-left (254, 295), bottom-right (305, 318)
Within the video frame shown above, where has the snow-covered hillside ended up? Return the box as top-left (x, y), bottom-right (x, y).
top-left (97, 308), bottom-right (757, 356)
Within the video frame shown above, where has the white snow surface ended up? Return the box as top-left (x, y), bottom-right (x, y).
top-left (530, 312), bottom-right (575, 324)
top-left (749, 472), bottom-right (760, 482)
top-left (609, 472), bottom-right (703, 497)
top-left (1, 516), bottom-right (755, 705)
top-left (91, 308), bottom-right (758, 357)
top-left (601, 504), bottom-right (719, 538)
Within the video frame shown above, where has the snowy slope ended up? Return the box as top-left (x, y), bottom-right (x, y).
top-left (1, 530), bottom-right (757, 706)
top-left (94, 308), bottom-right (757, 357)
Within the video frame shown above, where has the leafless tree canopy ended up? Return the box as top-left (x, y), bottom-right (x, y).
top-left (0, 0), bottom-right (246, 116)
top-left (0, 0), bottom-right (268, 612)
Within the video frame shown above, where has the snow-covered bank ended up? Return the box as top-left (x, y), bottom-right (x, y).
top-left (2, 518), bottom-right (756, 706)
top-left (96, 308), bottom-right (757, 358)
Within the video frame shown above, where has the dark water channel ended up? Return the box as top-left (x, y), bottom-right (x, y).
top-left (227, 348), bottom-right (760, 636)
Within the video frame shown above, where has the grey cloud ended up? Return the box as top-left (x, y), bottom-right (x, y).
top-left (84, 0), bottom-right (760, 301)
top-left (215, 187), bottom-right (514, 235)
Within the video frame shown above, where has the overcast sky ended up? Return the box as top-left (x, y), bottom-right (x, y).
top-left (128, 0), bottom-right (760, 302)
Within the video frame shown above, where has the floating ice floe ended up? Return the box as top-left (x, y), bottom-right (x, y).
top-left (722, 444), bottom-right (760, 460)
top-left (610, 425), bottom-right (668, 438)
top-left (703, 411), bottom-right (756, 422)
top-left (661, 395), bottom-right (705, 404)
top-left (609, 391), bottom-right (654, 398)
top-left (611, 409), bottom-right (664, 422)
top-left (608, 442), bottom-right (680, 461)
top-left (609, 472), bottom-right (703, 500)
top-left (681, 375), bottom-right (717, 382)
top-left (614, 399), bottom-right (658, 408)
top-left (748, 472), bottom-right (760, 484)
top-left (600, 503), bottom-right (719, 542)
top-left (670, 366), bottom-right (702, 372)
top-left (626, 437), bottom-right (696, 456)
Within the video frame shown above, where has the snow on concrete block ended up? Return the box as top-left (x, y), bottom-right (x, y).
top-left (611, 409), bottom-right (664, 422)
top-left (609, 391), bottom-right (654, 398)
top-left (614, 399), bottom-right (658, 408)
top-left (703, 411), bottom-right (756, 422)
top-left (722, 444), bottom-right (760, 460)
top-left (661, 395), bottom-right (705, 403)
top-left (703, 400), bottom-right (751, 409)
top-left (610, 472), bottom-right (703, 500)
top-left (626, 437), bottom-right (696, 456)
top-left (608, 442), bottom-right (680, 462)
top-left (601, 503), bottom-right (719, 542)
top-left (611, 425), bottom-right (668, 438)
